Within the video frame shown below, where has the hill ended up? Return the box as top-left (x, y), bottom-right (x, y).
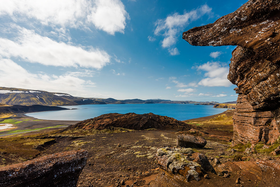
top-left (0, 87), bottom-right (218, 106)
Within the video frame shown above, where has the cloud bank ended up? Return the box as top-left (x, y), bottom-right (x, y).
top-left (154, 5), bottom-right (211, 54)
top-left (197, 62), bottom-right (232, 87)
top-left (0, 58), bottom-right (96, 96)
top-left (0, 27), bottom-right (110, 69)
top-left (0, 0), bottom-right (128, 35)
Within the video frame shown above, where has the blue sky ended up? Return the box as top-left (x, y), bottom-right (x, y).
top-left (0, 0), bottom-right (247, 102)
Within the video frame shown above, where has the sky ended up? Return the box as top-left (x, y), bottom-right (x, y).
top-left (0, 0), bottom-right (248, 102)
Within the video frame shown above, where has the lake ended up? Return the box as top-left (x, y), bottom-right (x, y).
top-left (26, 104), bottom-right (228, 121)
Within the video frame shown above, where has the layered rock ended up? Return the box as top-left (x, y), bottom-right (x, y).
top-left (0, 150), bottom-right (88, 187)
top-left (67, 113), bottom-right (191, 131)
top-left (183, 0), bottom-right (280, 145)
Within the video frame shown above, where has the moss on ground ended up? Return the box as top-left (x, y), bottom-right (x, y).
top-left (0, 119), bottom-right (22, 124)
top-left (60, 127), bottom-right (134, 136)
top-left (6, 125), bottom-right (64, 134)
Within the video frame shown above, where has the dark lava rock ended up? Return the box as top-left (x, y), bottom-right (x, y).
top-left (0, 149), bottom-right (88, 187)
top-left (67, 112), bottom-right (191, 130)
top-left (183, 0), bottom-right (280, 145)
top-left (177, 134), bottom-right (207, 148)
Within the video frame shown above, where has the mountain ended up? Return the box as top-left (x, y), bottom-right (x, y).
top-left (0, 87), bottom-right (218, 106)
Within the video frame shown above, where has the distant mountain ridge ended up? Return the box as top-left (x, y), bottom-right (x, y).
top-left (0, 87), bottom-right (218, 106)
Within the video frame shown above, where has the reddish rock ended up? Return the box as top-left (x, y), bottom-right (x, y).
top-left (190, 152), bottom-right (215, 172)
top-left (177, 134), bottom-right (207, 148)
top-left (0, 150), bottom-right (88, 187)
top-left (67, 113), bottom-right (190, 131)
top-left (183, 0), bottom-right (280, 145)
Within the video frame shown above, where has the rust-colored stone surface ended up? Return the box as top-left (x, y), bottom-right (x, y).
top-left (183, 0), bottom-right (280, 145)
top-left (0, 150), bottom-right (88, 187)
top-left (67, 113), bottom-right (191, 131)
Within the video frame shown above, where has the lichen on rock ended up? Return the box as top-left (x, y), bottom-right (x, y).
top-left (156, 147), bottom-right (214, 182)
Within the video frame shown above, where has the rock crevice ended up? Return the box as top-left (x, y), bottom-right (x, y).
top-left (183, 0), bottom-right (280, 144)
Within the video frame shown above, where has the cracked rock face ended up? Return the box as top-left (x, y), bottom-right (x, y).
top-left (0, 150), bottom-right (88, 187)
top-left (183, 0), bottom-right (280, 145)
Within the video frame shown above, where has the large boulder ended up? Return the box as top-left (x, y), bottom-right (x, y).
top-left (0, 150), bottom-right (88, 187)
top-left (67, 112), bottom-right (191, 131)
top-left (156, 147), bottom-right (213, 182)
top-left (183, 0), bottom-right (280, 145)
top-left (177, 134), bottom-right (207, 148)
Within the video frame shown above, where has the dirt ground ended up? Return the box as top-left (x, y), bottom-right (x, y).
top-left (1, 109), bottom-right (279, 186)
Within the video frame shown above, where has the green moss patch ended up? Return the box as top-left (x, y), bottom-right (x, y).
top-left (6, 125), bottom-right (64, 134)
top-left (0, 119), bottom-right (22, 124)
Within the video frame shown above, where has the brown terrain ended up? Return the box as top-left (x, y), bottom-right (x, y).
top-left (1, 0), bottom-right (280, 186)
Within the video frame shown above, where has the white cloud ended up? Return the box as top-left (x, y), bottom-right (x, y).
top-left (87, 0), bottom-right (129, 35)
top-left (154, 5), bottom-right (211, 48)
top-left (175, 94), bottom-right (194, 98)
top-left (178, 88), bottom-right (195, 94)
top-left (169, 77), bottom-right (197, 88)
top-left (0, 0), bottom-right (128, 35)
top-left (0, 28), bottom-right (110, 69)
top-left (210, 51), bottom-right (222, 58)
top-left (213, 94), bottom-right (227, 97)
top-left (0, 58), bottom-right (97, 96)
top-left (148, 36), bottom-right (156, 42)
top-left (112, 69), bottom-right (125, 76)
top-left (170, 77), bottom-right (188, 88)
top-left (198, 93), bottom-right (211, 96)
top-left (114, 55), bottom-right (124, 63)
top-left (166, 86), bottom-right (171, 89)
top-left (197, 62), bottom-right (232, 87)
top-left (168, 48), bottom-right (180, 56)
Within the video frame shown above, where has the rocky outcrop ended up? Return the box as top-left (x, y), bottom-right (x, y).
top-left (0, 150), bottom-right (88, 187)
top-left (183, 0), bottom-right (280, 145)
top-left (67, 113), bottom-right (191, 131)
top-left (156, 147), bottom-right (214, 182)
top-left (177, 134), bottom-right (207, 148)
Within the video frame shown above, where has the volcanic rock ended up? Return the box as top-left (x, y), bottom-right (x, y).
top-left (67, 113), bottom-right (190, 131)
top-left (177, 134), bottom-right (207, 148)
top-left (183, 0), bottom-right (280, 145)
top-left (156, 147), bottom-right (213, 182)
top-left (0, 149), bottom-right (88, 187)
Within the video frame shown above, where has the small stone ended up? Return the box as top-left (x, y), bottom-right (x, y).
top-left (204, 174), bottom-right (210, 179)
top-left (213, 158), bottom-right (221, 166)
top-left (120, 180), bottom-right (125, 185)
top-left (229, 149), bottom-right (236, 154)
top-left (219, 152), bottom-right (225, 156)
top-left (236, 177), bottom-right (241, 184)
top-left (223, 173), bottom-right (230, 178)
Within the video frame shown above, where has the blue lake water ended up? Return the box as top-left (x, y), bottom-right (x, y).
top-left (27, 104), bottom-right (228, 121)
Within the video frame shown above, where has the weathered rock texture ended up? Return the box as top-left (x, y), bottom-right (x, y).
top-left (67, 113), bottom-right (191, 131)
top-left (156, 147), bottom-right (214, 182)
top-left (0, 150), bottom-right (88, 187)
top-left (183, 0), bottom-right (280, 145)
top-left (177, 134), bottom-right (207, 148)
